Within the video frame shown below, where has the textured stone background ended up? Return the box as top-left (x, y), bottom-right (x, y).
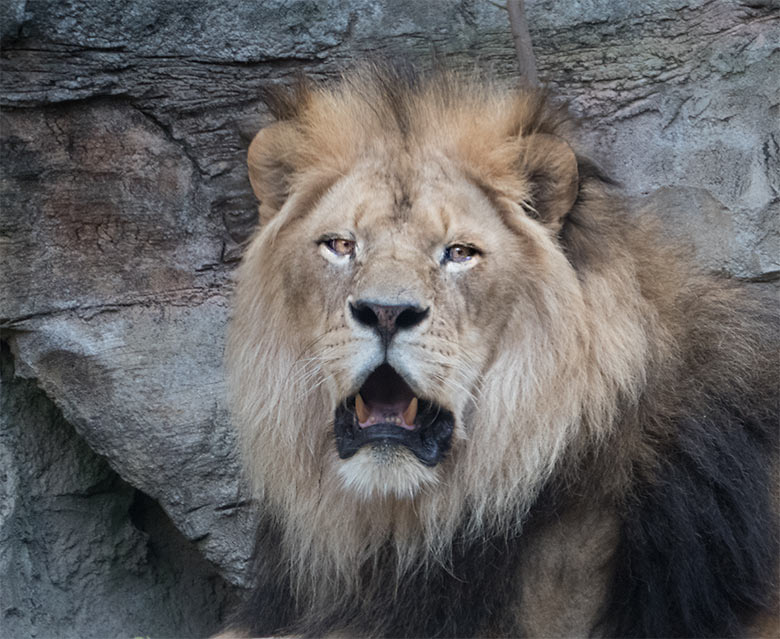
top-left (1, 1), bottom-right (778, 636)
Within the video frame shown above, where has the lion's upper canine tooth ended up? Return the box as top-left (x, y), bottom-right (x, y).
top-left (403, 397), bottom-right (418, 426)
top-left (355, 393), bottom-right (369, 423)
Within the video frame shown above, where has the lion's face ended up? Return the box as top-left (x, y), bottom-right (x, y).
top-left (228, 72), bottom-right (645, 567)
top-left (271, 150), bottom-right (536, 498)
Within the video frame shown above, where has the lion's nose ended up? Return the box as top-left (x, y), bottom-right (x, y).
top-left (350, 300), bottom-right (429, 345)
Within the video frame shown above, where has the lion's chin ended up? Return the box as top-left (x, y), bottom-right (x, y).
top-left (336, 444), bottom-right (441, 500)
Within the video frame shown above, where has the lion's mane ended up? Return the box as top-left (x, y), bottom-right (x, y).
top-left (225, 67), bottom-right (779, 637)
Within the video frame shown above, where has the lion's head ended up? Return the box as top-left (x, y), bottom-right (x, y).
top-left (227, 67), bottom-right (649, 593)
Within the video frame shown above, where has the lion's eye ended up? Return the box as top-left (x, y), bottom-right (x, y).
top-left (443, 244), bottom-right (478, 263)
top-left (325, 238), bottom-right (355, 257)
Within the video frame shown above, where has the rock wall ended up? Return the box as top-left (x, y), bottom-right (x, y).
top-left (1, 1), bottom-right (777, 636)
top-left (0, 344), bottom-right (237, 637)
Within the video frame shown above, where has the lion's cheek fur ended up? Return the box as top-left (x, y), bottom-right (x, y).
top-left (227, 232), bottom-right (331, 501)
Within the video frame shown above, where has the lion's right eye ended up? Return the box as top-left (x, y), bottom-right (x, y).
top-left (443, 244), bottom-right (480, 264)
top-left (323, 238), bottom-right (355, 258)
top-left (444, 245), bottom-right (477, 263)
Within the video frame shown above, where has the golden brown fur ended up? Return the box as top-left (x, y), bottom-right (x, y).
top-left (225, 66), bottom-right (779, 637)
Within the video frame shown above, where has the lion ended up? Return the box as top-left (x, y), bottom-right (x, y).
top-left (224, 66), bottom-right (779, 637)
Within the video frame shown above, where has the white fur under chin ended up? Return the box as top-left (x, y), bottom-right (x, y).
top-left (336, 445), bottom-right (440, 500)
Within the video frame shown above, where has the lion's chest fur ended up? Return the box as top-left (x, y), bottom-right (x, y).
top-left (517, 505), bottom-right (619, 635)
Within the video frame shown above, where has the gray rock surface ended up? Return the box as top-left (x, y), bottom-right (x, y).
top-left (1, 1), bottom-right (778, 637)
top-left (0, 344), bottom-right (237, 638)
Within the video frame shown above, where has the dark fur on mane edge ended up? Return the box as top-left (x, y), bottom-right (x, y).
top-left (600, 383), bottom-right (779, 636)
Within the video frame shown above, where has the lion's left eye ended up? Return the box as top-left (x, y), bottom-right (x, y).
top-left (325, 238), bottom-right (356, 257)
top-left (443, 244), bottom-right (479, 263)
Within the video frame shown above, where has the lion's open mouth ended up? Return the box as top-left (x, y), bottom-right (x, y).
top-left (334, 364), bottom-right (454, 466)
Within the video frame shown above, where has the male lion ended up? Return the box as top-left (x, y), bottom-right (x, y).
top-left (224, 66), bottom-right (779, 637)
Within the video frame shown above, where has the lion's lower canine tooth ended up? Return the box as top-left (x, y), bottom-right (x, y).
top-left (355, 393), bottom-right (369, 423)
top-left (403, 397), bottom-right (418, 425)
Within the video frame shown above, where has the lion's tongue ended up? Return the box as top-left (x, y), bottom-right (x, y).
top-left (356, 393), bottom-right (418, 430)
top-left (356, 364), bottom-right (418, 430)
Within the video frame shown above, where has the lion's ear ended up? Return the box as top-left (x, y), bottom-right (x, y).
top-left (247, 122), bottom-right (301, 224)
top-left (522, 134), bottom-right (579, 229)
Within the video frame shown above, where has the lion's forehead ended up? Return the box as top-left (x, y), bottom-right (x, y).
top-left (310, 156), bottom-right (508, 244)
